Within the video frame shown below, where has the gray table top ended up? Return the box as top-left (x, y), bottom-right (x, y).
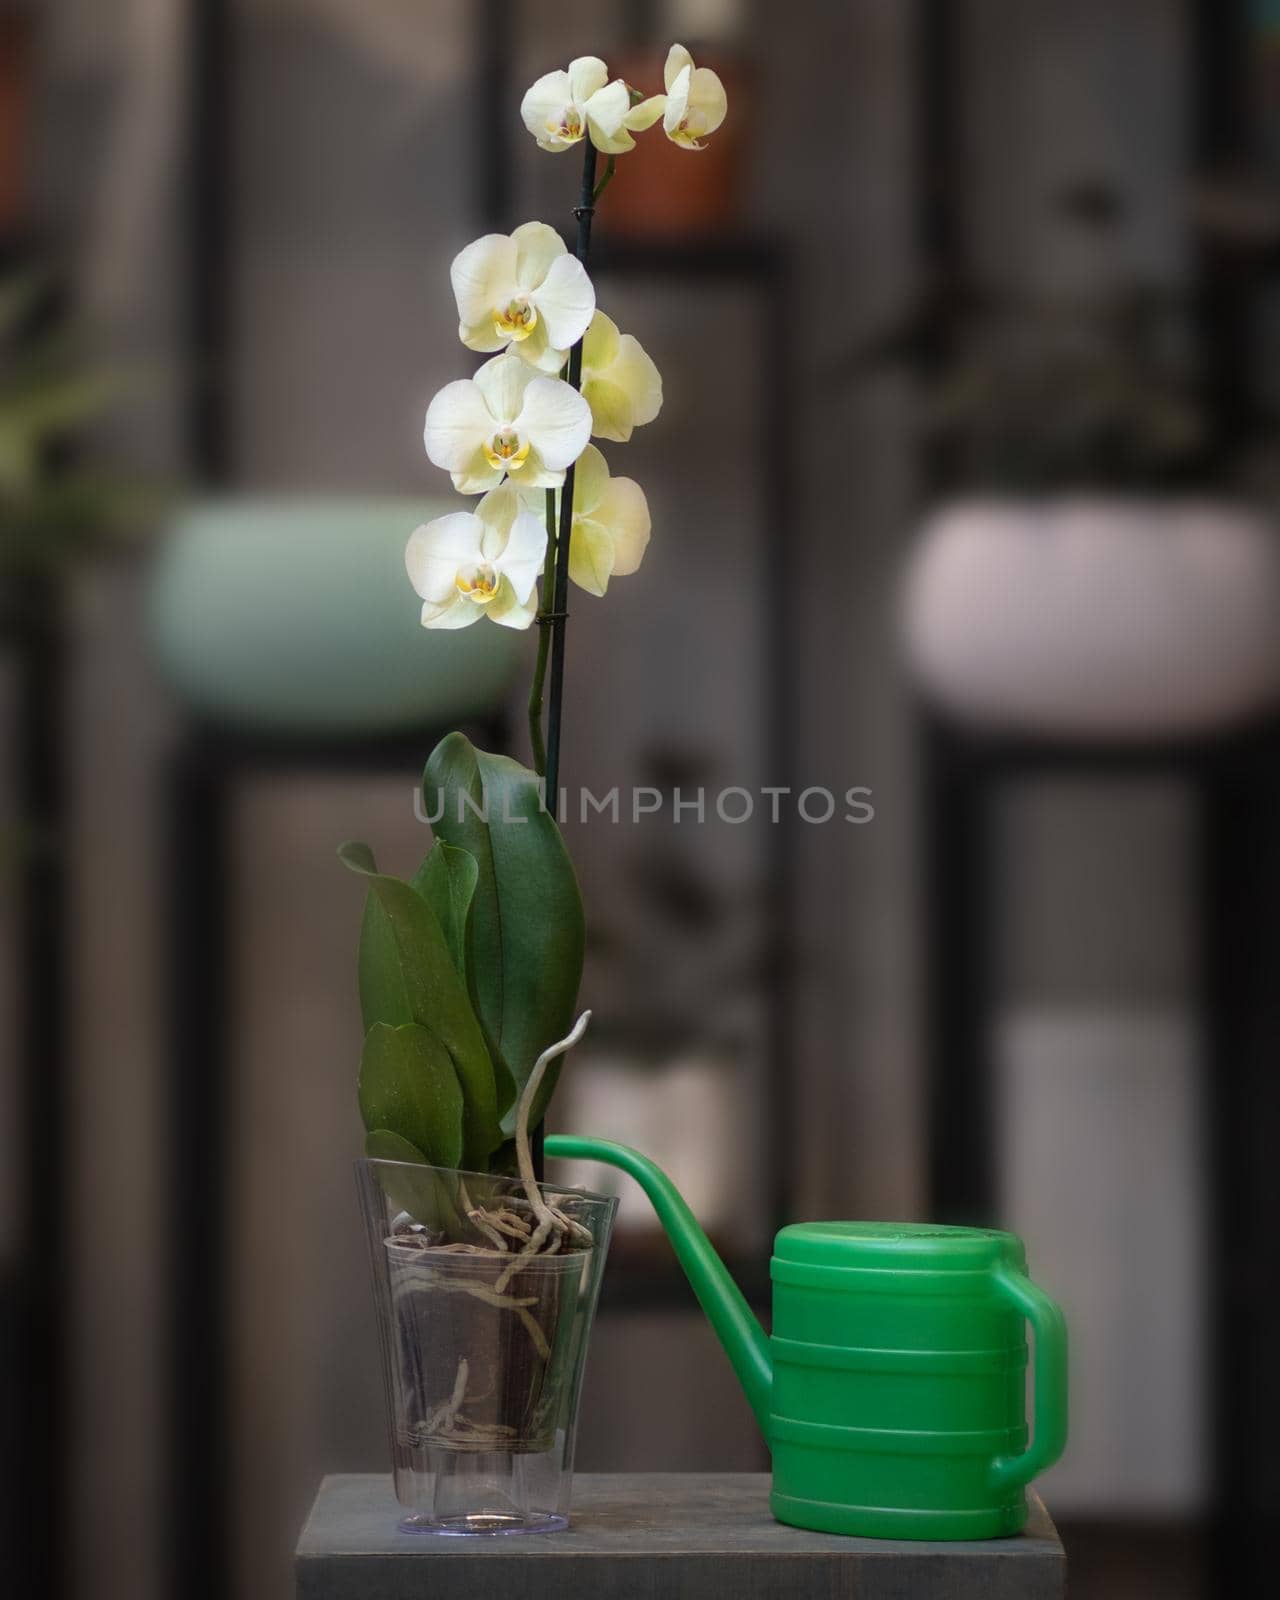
top-left (296, 1473), bottom-right (1066, 1599)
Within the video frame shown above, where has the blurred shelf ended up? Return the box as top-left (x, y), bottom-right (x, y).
top-left (173, 716), bottom-right (486, 775)
top-left (919, 707), bottom-right (1280, 778)
top-left (553, 229), bottom-right (787, 281)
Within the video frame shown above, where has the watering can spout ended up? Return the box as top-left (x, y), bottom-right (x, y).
top-left (545, 1134), bottom-right (773, 1430)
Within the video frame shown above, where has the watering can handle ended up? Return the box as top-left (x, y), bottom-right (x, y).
top-left (989, 1266), bottom-right (1068, 1493)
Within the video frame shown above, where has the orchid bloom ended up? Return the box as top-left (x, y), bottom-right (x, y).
top-left (451, 222), bottom-right (595, 373)
top-left (423, 352), bottom-right (591, 494)
top-left (406, 486), bottom-right (546, 630)
top-left (521, 56), bottom-right (664, 155)
top-left (662, 44), bottom-right (727, 149)
top-left (580, 312), bottom-right (663, 443)
top-left (562, 445), bottom-right (651, 596)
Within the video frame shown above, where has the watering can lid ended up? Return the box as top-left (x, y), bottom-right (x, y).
top-left (774, 1220), bottom-right (1026, 1272)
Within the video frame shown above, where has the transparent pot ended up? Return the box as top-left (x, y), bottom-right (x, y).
top-left (357, 1158), bottom-right (618, 1535)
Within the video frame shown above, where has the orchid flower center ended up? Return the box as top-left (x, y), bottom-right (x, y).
top-left (494, 297), bottom-right (538, 341)
top-left (671, 115), bottom-right (703, 147)
top-left (482, 427), bottom-right (532, 472)
top-left (550, 104), bottom-right (583, 142)
top-left (456, 562), bottom-right (501, 604)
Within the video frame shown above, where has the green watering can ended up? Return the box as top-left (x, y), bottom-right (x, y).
top-left (545, 1135), bottom-right (1067, 1541)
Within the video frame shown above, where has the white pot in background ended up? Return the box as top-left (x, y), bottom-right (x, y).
top-left (901, 497), bottom-right (1280, 739)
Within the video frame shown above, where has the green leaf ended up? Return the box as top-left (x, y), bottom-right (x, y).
top-left (423, 733), bottom-right (585, 1134)
top-left (365, 1128), bottom-right (443, 1224)
top-left (365, 1127), bottom-right (429, 1165)
top-left (355, 888), bottom-right (412, 1031)
top-left (339, 841), bottom-right (501, 1168)
top-left (412, 841), bottom-right (478, 980)
top-left (359, 1022), bottom-right (465, 1169)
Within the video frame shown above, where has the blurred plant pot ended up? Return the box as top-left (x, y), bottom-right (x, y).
top-left (148, 498), bottom-right (523, 736)
top-left (358, 1158), bottom-right (617, 1535)
top-left (603, 51), bottom-right (748, 240)
top-left (0, 12), bottom-right (33, 235)
top-left (901, 496), bottom-right (1280, 739)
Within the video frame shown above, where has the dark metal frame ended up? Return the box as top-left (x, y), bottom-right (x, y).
top-left (3, 231), bottom-right (70, 1600)
top-left (164, 716), bottom-right (505, 1600)
top-left (9, 574), bottom-right (70, 1600)
top-left (916, 1), bottom-right (1280, 1592)
top-left (921, 714), bottom-right (1280, 1596)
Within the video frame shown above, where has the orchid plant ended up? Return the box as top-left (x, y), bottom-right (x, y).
top-left (343, 46), bottom-right (727, 1198)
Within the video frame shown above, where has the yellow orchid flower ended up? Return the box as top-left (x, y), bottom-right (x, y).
top-left (530, 445), bottom-right (651, 597)
top-left (423, 353), bottom-right (592, 495)
top-left (406, 486), bottom-right (546, 630)
top-left (451, 222), bottom-right (595, 374)
top-left (521, 56), bottom-right (665, 156)
top-left (580, 311), bottom-right (663, 443)
top-left (662, 43), bottom-right (727, 149)
top-left (567, 445), bottom-right (651, 595)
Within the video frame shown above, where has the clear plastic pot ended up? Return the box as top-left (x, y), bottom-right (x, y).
top-left (356, 1158), bottom-right (617, 1535)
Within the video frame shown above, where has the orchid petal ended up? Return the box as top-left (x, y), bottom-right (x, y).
top-left (459, 319), bottom-right (508, 354)
top-left (531, 253), bottom-right (595, 348)
top-left (485, 580), bottom-right (538, 629)
top-left (664, 43), bottom-right (694, 92)
top-left (452, 454), bottom-right (505, 495)
top-left (507, 444), bottom-right (563, 490)
top-left (516, 376), bottom-right (592, 469)
top-left (610, 334), bottom-right (663, 427)
top-left (495, 506), bottom-right (549, 604)
top-left (625, 93), bottom-right (666, 132)
top-left (685, 66), bottom-right (728, 137)
top-left (571, 443), bottom-right (610, 517)
top-left (568, 518), bottom-right (616, 597)
top-left (585, 79), bottom-right (638, 154)
top-left (583, 310), bottom-right (620, 370)
top-left (450, 234), bottom-right (518, 329)
top-left (582, 376), bottom-right (633, 443)
top-left (406, 512), bottom-right (484, 604)
top-left (594, 475), bottom-right (651, 576)
top-left (512, 221), bottom-right (566, 289)
top-left (511, 315), bottom-right (567, 374)
top-left (473, 352), bottom-right (535, 423)
top-left (424, 379), bottom-right (493, 471)
top-left (567, 56), bottom-right (609, 103)
top-left (663, 65), bottom-right (692, 133)
top-left (421, 593), bottom-right (481, 629)
top-left (475, 483), bottom-right (520, 545)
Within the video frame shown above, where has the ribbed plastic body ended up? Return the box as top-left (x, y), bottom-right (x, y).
top-left (768, 1222), bottom-right (1052, 1539)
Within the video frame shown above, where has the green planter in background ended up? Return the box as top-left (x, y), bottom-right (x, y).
top-left (148, 499), bottom-right (523, 735)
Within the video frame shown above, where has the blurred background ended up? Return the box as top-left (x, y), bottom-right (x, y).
top-left (4, 1), bottom-right (1280, 1596)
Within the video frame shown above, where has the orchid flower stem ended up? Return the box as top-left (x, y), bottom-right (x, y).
top-left (527, 487), bottom-right (557, 775)
top-left (592, 156), bottom-right (616, 203)
top-left (543, 135), bottom-right (598, 807)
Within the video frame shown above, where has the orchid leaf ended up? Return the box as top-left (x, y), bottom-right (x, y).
top-left (339, 840), bottom-right (500, 1168)
top-left (365, 1127), bottom-right (428, 1165)
top-left (359, 1022), bottom-right (465, 1170)
top-left (412, 840), bottom-right (478, 981)
top-left (364, 1128), bottom-right (446, 1225)
top-left (423, 734), bottom-right (584, 1133)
